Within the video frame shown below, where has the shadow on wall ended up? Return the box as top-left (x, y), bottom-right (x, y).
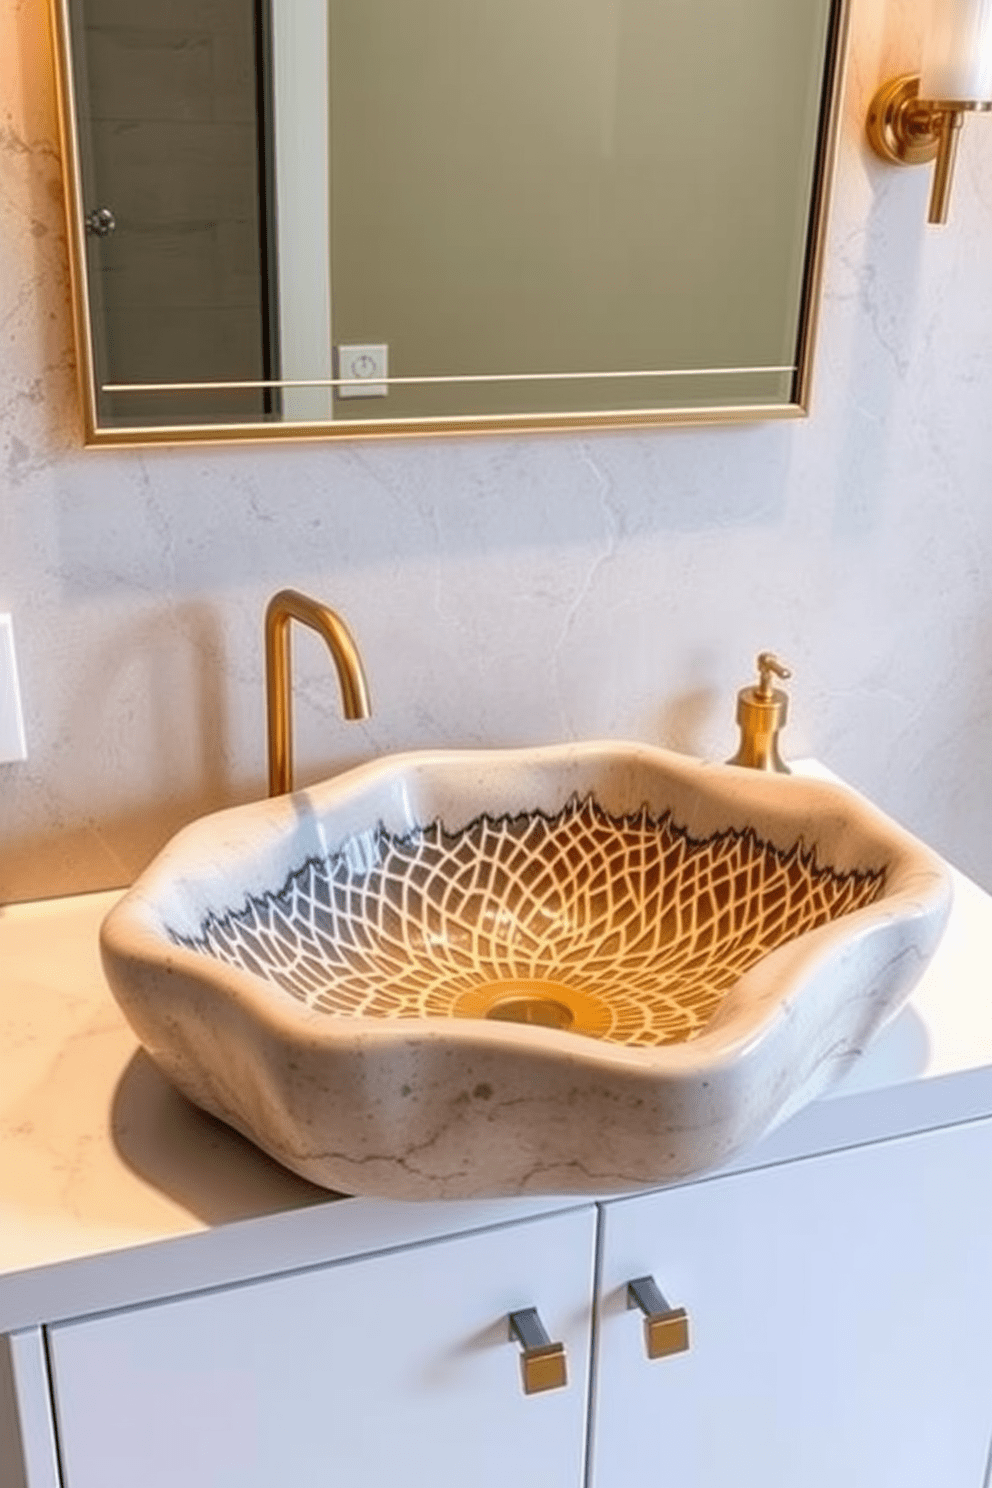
top-left (828, 145), bottom-right (930, 541)
top-left (0, 591), bottom-right (382, 903)
top-left (0, 600), bottom-right (239, 901)
top-left (71, 600), bottom-right (234, 805)
top-left (823, 0), bottom-right (944, 545)
top-left (1, 799), bottom-right (225, 905)
top-left (0, 756), bottom-right (372, 904)
top-left (655, 687), bottom-right (720, 758)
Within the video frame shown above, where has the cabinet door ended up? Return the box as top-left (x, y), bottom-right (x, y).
top-left (48, 1206), bottom-right (596, 1488)
top-left (593, 1119), bottom-right (992, 1488)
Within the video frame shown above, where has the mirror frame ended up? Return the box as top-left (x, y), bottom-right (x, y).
top-left (49, 0), bottom-right (851, 448)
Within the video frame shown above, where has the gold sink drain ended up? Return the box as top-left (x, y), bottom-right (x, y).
top-left (487, 996), bottom-right (574, 1029)
top-left (454, 979), bottom-right (613, 1038)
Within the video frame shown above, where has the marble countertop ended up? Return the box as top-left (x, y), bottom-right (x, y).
top-left (3, 857), bottom-right (992, 1331)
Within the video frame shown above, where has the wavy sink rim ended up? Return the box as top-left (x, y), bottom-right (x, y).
top-left (100, 743), bottom-right (952, 1199)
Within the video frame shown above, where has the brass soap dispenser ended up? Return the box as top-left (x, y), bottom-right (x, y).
top-left (728, 652), bottom-right (792, 774)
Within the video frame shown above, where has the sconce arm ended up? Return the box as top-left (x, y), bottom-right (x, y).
top-left (867, 73), bottom-right (992, 225)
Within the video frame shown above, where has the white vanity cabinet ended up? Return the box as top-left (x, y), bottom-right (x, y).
top-left (44, 1206), bottom-right (597, 1488)
top-left (5, 877), bottom-right (992, 1488)
top-left (28, 1118), bottom-right (992, 1488)
top-left (593, 1116), bottom-right (992, 1488)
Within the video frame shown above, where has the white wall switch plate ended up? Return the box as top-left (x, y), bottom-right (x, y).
top-left (335, 343), bottom-right (388, 398)
top-left (0, 614), bottom-right (27, 763)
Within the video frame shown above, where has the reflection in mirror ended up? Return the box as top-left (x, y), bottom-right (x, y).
top-left (51, 0), bottom-right (848, 443)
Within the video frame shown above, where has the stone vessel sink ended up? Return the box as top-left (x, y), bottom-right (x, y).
top-left (100, 743), bottom-right (951, 1199)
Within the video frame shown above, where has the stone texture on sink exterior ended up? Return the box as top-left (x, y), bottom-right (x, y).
top-left (100, 744), bottom-right (951, 1199)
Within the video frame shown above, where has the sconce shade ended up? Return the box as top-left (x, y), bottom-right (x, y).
top-left (922, 0), bottom-right (992, 100)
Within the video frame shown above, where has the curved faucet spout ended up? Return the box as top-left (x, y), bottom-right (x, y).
top-left (265, 589), bottom-right (371, 797)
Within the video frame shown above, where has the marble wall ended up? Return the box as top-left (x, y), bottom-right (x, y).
top-left (3, 0), bottom-right (992, 904)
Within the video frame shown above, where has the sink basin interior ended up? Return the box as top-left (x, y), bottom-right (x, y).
top-left (172, 791), bottom-right (887, 1048)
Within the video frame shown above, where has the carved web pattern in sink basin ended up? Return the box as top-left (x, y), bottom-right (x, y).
top-left (173, 796), bottom-right (886, 1046)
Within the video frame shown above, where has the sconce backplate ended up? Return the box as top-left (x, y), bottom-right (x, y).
top-left (867, 74), bottom-right (940, 165)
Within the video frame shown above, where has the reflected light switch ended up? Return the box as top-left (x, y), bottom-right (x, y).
top-left (0, 614), bottom-right (27, 763)
top-left (335, 344), bottom-right (388, 398)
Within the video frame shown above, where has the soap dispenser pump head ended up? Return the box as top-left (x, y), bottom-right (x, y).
top-left (728, 651), bottom-right (792, 774)
top-left (755, 651), bottom-right (791, 701)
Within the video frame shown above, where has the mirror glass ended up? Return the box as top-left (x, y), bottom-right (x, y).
top-left (53, 0), bottom-right (846, 442)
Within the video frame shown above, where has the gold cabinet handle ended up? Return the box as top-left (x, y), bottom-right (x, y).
top-left (508, 1307), bottom-right (568, 1394)
top-left (627, 1276), bottom-right (690, 1359)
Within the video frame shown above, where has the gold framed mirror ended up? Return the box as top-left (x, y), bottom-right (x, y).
top-left (50, 0), bottom-right (849, 446)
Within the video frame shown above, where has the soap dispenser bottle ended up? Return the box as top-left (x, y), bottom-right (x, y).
top-left (728, 652), bottom-right (792, 774)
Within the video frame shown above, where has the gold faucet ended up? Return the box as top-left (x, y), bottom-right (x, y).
top-left (727, 652), bottom-right (792, 774)
top-left (265, 589), bottom-right (371, 796)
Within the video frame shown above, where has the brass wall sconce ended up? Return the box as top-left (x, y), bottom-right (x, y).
top-left (866, 0), bottom-right (992, 223)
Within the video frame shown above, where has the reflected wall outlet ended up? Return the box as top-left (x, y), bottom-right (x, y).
top-left (335, 343), bottom-right (388, 398)
top-left (0, 614), bottom-right (27, 763)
